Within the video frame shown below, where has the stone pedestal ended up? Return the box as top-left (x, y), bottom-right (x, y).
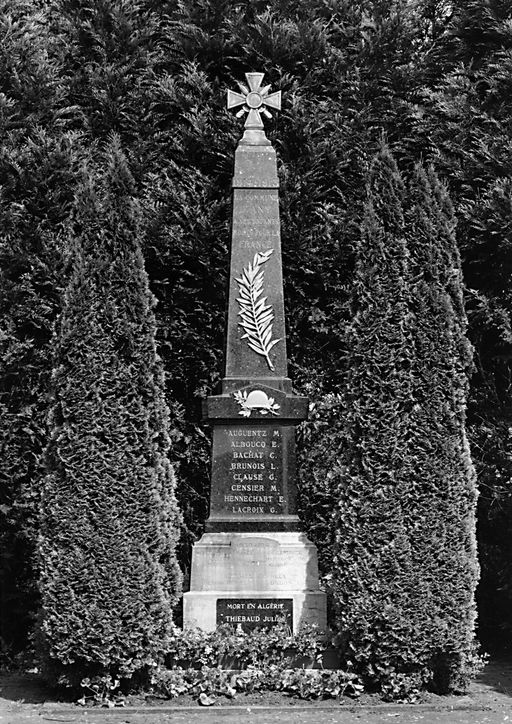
top-left (183, 73), bottom-right (326, 633)
top-left (183, 532), bottom-right (326, 632)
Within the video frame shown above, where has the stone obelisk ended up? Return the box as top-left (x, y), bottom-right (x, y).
top-left (183, 73), bottom-right (326, 633)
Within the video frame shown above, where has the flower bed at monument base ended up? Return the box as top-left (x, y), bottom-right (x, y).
top-left (148, 666), bottom-right (363, 706)
top-left (164, 623), bottom-right (331, 669)
top-left (76, 624), bottom-right (361, 706)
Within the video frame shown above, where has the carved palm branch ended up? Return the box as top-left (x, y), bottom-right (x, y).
top-left (235, 249), bottom-right (281, 371)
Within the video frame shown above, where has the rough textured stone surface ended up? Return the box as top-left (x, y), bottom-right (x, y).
top-left (188, 533), bottom-right (322, 592)
top-left (184, 532), bottom-right (327, 632)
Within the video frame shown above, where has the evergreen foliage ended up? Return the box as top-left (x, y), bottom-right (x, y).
top-left (423, 0), bottom-right (512, 642)
top-left (0, 0), bottom-right (81, 658)
top-left (1, 0), bottom-right (512, 663)
top-left (331, 145), bottom-right (478, 695)
top-left (38, 137), bottom-right (182, 683)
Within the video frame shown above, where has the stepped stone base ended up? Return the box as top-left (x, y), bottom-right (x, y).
top-left (183, 532), bottom-right (327, 633)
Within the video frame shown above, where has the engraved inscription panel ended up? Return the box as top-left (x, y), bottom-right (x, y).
top-left (210, 424), bottom-right (285, 516)
top-left (191, 535), bottom-right (314, 591)
top-left (231, 189), bottom-right (280, 250)
top-left (226, 184), bottom-right (287, 379)
top-left (216, 598), bottom-right (293, 630)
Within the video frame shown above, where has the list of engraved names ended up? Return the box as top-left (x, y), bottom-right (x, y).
top-left (218, 426), bottom-right (284, 515)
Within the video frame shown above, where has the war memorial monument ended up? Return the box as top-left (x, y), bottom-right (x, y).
top-left (183, 73), bottom-right (326, 632)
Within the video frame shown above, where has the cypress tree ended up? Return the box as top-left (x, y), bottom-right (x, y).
top-left (38, 136), bottom-right (181, 684)
top-left (404, 164), bottom-right (479, 691)
top-left (331, 144), bottom-right (418, 696)
top-left (424, 0), bottom-right (512, 642)
top-left (331, 145), bottom-right (479, 696)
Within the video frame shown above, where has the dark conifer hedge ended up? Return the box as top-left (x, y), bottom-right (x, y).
top-left (2, 0), bottom-right (512, 662)
top-left (331, 146), bottom-right (479, 696)
top-left (0, 0), bottom-right (80, 658)
top-left (38, 138), bottom-right (182, 683)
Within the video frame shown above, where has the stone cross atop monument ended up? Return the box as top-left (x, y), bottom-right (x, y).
top-left (183, 73), bottom-right (326, 634)
top-left (227, 72), bottom-right (281, 145)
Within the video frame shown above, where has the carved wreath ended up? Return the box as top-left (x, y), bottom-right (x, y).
top-left (235, 249), bottom-right (281, 371)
